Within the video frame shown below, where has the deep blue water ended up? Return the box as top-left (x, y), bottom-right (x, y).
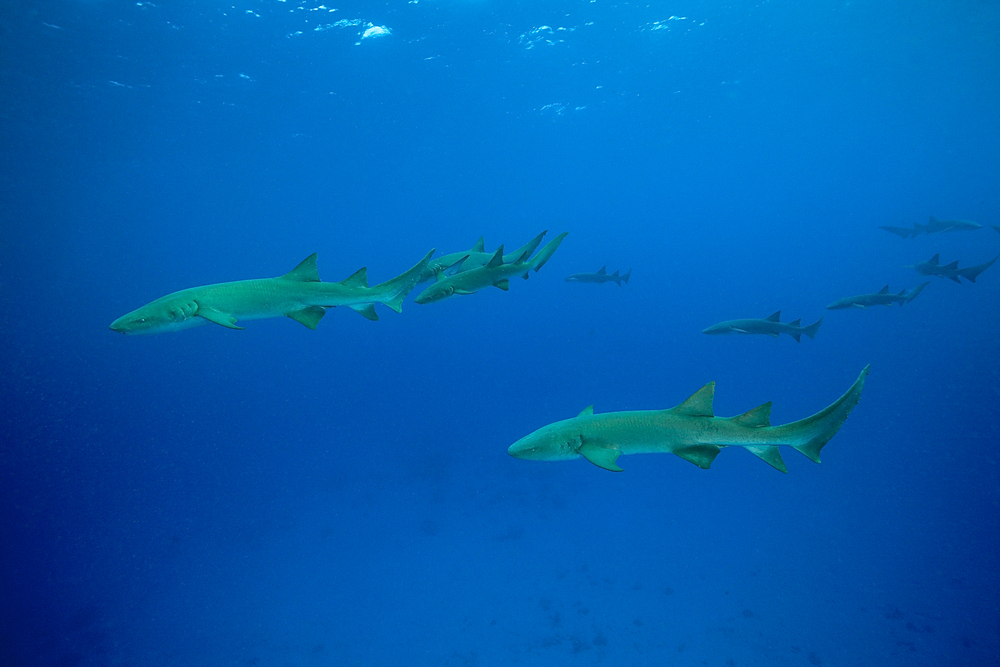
top-left (2, 0), bottom-right (999, 665)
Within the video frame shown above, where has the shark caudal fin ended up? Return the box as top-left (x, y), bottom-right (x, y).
top-left (958, 255), bottom-right (999, 283)
top-left (620, 268), bottom-right (631, 285)
top-left (801, 316), bottom-right (823, 340)
top-left (371, 249), bottom-right (436, 313)
top-left (528, 232), bottom-right (568, 273)
top-left (904, 282), bottom-right (930, 304)
top-left (767, 366), bottom-right (869, 465)
top-left (506, 231), bottom-right (547, 263)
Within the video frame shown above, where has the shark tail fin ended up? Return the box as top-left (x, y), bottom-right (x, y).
top-left (507, 231), bottom-right (547, 263)
top-left (904, 282), bottom-right (930, 304)
top-left (371, 248), bottom-right (436, 313)
top-left (529, 232), bottom-right (568, 273)
top-left (775, 366), bottom-right (870, 464)
top-left (958, 255), bottom-right (999, 283)
top-left (621, 268), bottom-right (631, 285)
top-left (802, 316), bottom-right (823, 340)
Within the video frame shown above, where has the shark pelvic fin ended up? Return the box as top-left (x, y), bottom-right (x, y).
top-left (673, 445), bottom-right (722, 469)
top-left (198, 306), bottom-right (244, 330)
top-left (578, 442), bottom-right (623, 472)
top-left (338, 267), bottom-right (369, 288)
top-left (287, 306), bottom-right (327, 329)
top-left (282, 254), bottom-right (321, 282)
top-left (673, 382), bottom-right (715, 417)
top-left (744, 445), bottom-right (788, 473)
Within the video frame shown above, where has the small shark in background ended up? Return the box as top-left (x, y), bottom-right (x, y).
top-left (702, 311), bottom-right (823, 342)
top-left (880, 216), bottom-right (982, 239)
top-left (110, 250), bottom-right (434, 334)
top-left (826, 282), bottom-right (929, 310)
top-left (908, 253), bottom-right (999, 283)
top-left (565, 266), bottom-right (631, 286)
top-left (508, 366), bottom-right (869, 473)
top-left (414, 233), bottom-right (568, 304)
top-left (418, 232), bottom-right (548, 283)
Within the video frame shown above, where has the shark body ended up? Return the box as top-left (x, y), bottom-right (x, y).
top-left (414, 233), bottom-right (568, 304)
top-left (880, 216), bottom-right (982, 239)
top-left (509, 366), bottom-right (869, 473)
top-left (826, 282), bottom-right (929, 310)
top-left (908, 253), bottom-right (999, 284)
top-left (110, 250), bottom-right (434, 334)
top-left (418, 232), bottom-right (548, 283)
top-left (565, 266), bottom-right (631, 286)
top-left (702, 311), bottom-right (822, 342)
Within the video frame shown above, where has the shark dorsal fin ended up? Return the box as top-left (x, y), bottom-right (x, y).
top-left (487, 246), bottom-right (504, 269)
top-left (765, 311), bottom-right (781, 322)
top-left (731, 402), bottom-right (772, 428)
top-left (338, 267), bottom-right (369, 288)
top-left (789, 318), bottom-right (801, 327)
top-left (878, 285), bottom-right (889, 294)
top-left (471, 236), bottom-right (485, 252)
top-left (929, 254), bottom-right (940, 265)
top-left (283, 254), bottom-right (321, 282)
top-left (578, 405), bottom-right (594, 417)
top-left (597, 266), bottom-right (607, 274)
top-left (929, 215), bottom-right (939, 224)
top-left (673, 382), bottom-right (715, 417)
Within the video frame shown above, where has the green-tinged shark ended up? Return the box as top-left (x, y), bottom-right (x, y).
top-left (908, 253), bottom-right (999, 283)
top-left (414, 233), bottom-right (568, 304)
top-left (702, 311), bottom-right (822, 342)
top-left (880, 216), bottom-right (982, 239)
top-left (826, 282), bottom-right (929, 310)
top-left (565, 266), bottom-right (631, 286)
top-left (508, 366), bottom-right (869, 473)
top-left (109, 249), bottom-right (435, 334)
top-left (417, 232), bottom-right (548, 283)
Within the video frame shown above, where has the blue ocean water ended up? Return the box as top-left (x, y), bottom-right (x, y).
top-left (2, 0), bottom-right (999, 664)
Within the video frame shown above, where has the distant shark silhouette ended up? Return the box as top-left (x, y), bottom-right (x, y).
top-left (509, 366), bottom-right (870, 473)
top-left (110, 250), bottom-right (434, 334)
top-left (880, 216), bottom-right (982, 239)
top-left (702, 311), bottom-right (822, 342)
top-left (907, 253), bottom-right (999, 283)
top-left (565, 266), bottom-right (631, 286)
top-left (826, 283), bottom-right (929, 309)
top-left (418, 232), bottom-right (548, 284)
top-left (414, 233), bottom-right (568, 304)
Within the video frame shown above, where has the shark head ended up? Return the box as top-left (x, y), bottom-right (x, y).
top-left (508, 421), bottom-right (582, 463)
top-left (110, 294), bottom-right (201, 334)
top-left (702, 321), bottom-right (736, 335)
top-left (413, 282), bottom-right (456, 305)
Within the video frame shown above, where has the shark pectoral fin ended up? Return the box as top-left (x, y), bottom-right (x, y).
top-left (348, 304), bottom-right (379, 321)
top-left (197, 306), bottom-right (244, 330)
top-left (494, 279), bottom-right (510, 291)
top-left (673, 445), bottom-right (722, 469)
top-left (767, 332), bottom-right (780, 338)
top-left (744, 445), bottom-right (788, 473)
top-left (733, 328), bottom-right (750, 334)
top-left (287, 306), bottom-right (327, 329)
top-left (852, 303), bottom-right (866, 308)
top-left (453, 287), bottom-right (478, 295)
top-left (578, 443), bottom-right (623, 472)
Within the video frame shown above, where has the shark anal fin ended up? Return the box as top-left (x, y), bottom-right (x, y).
top-left (744, 445), bottom-right (788, 473)
top-left (673, 382), bottom-right (715, 417)
top-left (198, 306), bottom-right (244, 330)
top-left (286, 306), bottom-right (327, 329)
top-left (673, 445), bottom-right (722, 469)
top-left (578, 443), bottom-right (623, 472)
top-left (348, 304), bottom-right (379, 321)
top-left (731, 402), bottom-right (772, 427)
